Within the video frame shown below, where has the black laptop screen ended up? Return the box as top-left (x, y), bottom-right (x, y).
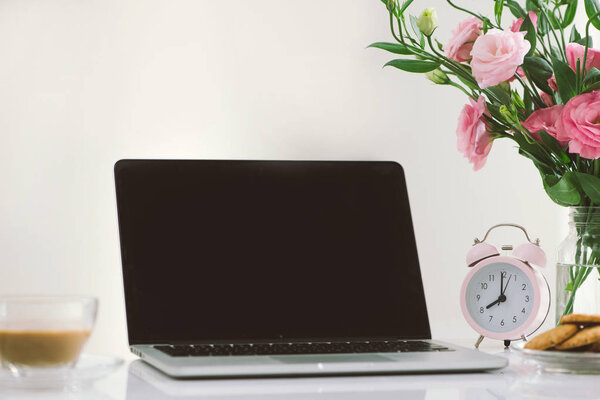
top-left (115, 160), bottom-right (430, 344)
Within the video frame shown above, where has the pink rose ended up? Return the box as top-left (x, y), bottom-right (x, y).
top-left (456, 96), bottom-right (493, 170)
top-left (470, 30), bottom-right (530, 88)
top-left (565, 43), bottom-right (600, 74)
top-left (510, 11), bottom-right (538, 32)
top-left (561, 91), bottom-right (600, 158)
top-left (521, 105), bottom-right (567, 144)
top-left (444, 17), bottom-right (482, 63)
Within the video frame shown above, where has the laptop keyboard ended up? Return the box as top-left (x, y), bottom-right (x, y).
top-left (154, 340), bottom-right (452, 357)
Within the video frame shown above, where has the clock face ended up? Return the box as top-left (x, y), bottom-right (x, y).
top-left (465, 262), bottom-right (535, 334)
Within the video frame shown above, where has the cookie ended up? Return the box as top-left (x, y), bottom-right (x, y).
top-left (589, 341), bottom-right (600, 353)
top-left (555, 325), bottom-right (600, 350)
top-left (559, 313), bottom-right (600, 326)
top-left (524, 324), bottom-right (579, 350)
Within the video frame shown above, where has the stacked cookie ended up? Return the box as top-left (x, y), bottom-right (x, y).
top-left (524, 314), bottom-right (600, 352)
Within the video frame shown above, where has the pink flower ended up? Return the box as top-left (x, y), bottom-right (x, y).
top-left (521, 105), bottom-right (567, 144)
top-left (508, 66), bottom-right (526, 83)
top-left (565, 43), bottom-right (600, 74)
top-left (561, 91), bottom-right (600, 158)
top-left (510, 11), bottom-right (538, 32)
top-left (540, 92), bottom-right (554, 107)
top-left (444, 17), bottom-right (482, 63)
top-left (456, 96), bottom-right (493, 170)
top-left (470, 30), bottom-right (530, 88)
top-left (548, 75), bottom-right (558, 91)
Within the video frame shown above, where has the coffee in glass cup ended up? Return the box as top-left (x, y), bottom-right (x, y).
top-left (0, 296), bottom-right (98, 373)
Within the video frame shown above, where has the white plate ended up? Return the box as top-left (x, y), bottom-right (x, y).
top-left (0, 354), bottom-right (124, 390)
top-left (512, 341), bottom-right (600, 374)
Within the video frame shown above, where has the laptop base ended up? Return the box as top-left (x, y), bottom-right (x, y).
top-left (132, 340), bottom-right (507, 378)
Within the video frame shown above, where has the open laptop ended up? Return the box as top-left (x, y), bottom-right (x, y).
top-left (114, 160), bottom-right (507, 377)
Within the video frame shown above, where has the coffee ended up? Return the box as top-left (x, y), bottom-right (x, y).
top-left (0, 330), bottom-right (90, 367)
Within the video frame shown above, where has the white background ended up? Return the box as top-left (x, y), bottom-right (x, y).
top-left (0, 0), bottom-right (573, 358)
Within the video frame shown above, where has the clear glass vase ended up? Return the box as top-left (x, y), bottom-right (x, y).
top-left (556, 207), bottom-right (600, 323)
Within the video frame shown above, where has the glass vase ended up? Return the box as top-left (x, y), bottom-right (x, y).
top-left (556, 207), bottom-right (600, 322)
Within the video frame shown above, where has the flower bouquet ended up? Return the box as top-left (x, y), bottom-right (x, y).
top-left (370, 0), bottom-right (600, 319)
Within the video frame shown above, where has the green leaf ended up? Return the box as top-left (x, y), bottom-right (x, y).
top-left (494, 0), bottom-right (504, 26)
top-left (584, 67), bottom-right (600, 84)
top-left (539, 130), bottom-right (570, 163)
top-left (521, 15), bottom-right (537, 56)
top-left (574, 172), bottom-right (600, 203)
top-left (513, 131), bottom-right (554, 173)
top-left (523, 56), bottom-right (554, 94)
top-left (584, 81), bottom-right (600, 92)
top-left (399, 0), bottom-right (414, 14)
top-left (543, 173), bottom-right (582, 206)
top-left (524, 89), bottom-right (534, 113)
top-left (570, 26), bottom-right (582, 43)
top-left (506, 0), bottom-right (527, 18)
top-left (409, 14), bottom-right (421, 37)
top-left (487, 85), bottom-right (512, 105)
top-left (434, 39), bottom-right (444, 51)
top-left (383, 59), bottom-right (440, 73)
top-left (367, 42), bottom-right (413, 55)
top-left (526, 0), bottom-right (539, 11)
top-left (409, 14), bottom-right (424, 48)
top-left (585, 0), bottom-right (600, 30)
top-left (513, 91), bottom-right (526, 109)
top-left (552, 57), bottom-right (578, 102)
top-left (563, 0), bottom-right (578, 28)
top-left (566, 281), bottom-right (573, 291)
top-left (538, 12), bottom-right (551, 34)
top-left (575, 35), bottom-right (594, 47)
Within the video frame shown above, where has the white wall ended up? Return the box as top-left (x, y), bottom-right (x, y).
top-left (0, 0), bottom-right (566, 357)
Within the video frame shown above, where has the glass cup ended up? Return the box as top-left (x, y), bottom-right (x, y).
top-left (0, 296), bottom-right (98, 376)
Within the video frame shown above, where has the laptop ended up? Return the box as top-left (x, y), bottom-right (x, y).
top-left (114, 159), bottom-right (507, 377)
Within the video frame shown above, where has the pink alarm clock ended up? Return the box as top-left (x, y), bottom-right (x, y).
top-left (460, 224), bottom-right (550, 348)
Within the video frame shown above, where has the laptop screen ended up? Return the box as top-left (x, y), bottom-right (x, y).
top-left (115, 160), bottom-right (430, 344)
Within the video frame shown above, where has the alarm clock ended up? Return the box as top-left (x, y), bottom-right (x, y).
top-left (460, 224), bottom-right (550, 348)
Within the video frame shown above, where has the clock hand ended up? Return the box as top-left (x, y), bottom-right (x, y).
top-left (500, 272), bottom-right (504, 297)
top-left (486, 299), bottom-right (501, 309)
top-left (501, 274), bottom-right (512, 296)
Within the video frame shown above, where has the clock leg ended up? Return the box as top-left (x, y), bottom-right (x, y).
top-left (474, 335), bottom-right (484, 349)
top-left (504, 340), bottom-right (511, 348)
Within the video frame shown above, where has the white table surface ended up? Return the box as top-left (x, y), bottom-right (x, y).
top-left (3, 340), bottom-right (600, 400)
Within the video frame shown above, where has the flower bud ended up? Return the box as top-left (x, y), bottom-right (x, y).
top-left (417, 8), bottom-right (438, 36)
top-left (386, 0), bottom-right (396, 13)
top-left (425, 68), bottom-right (449, 84)
top-left (499, 105), bottom-right (515, 123)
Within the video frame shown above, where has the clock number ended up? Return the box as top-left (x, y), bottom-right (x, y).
top-left (501, 271), bottom-right (507, 278)
top-left (521, 308), bottom-right (526, 313)
top-left (480, 307), bottom-right (484, 313)
top-left (522, 283), bottom-right (527, 291)
top-left (512, 316), bottom-right (517, 323)
top-left (481, 283), bottom-right (488, 290)
top-left (476, 294), bottom-right (480, 301)
top-left (489, 315), bottom-right (493, 322)
top-left (525, 295), bottom-right (530, 302)
top-left (489, 274), bottom-right (494, 282)
top-left (500, 319), bottom-right (504, 326)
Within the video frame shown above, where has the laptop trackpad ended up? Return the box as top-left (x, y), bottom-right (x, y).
top-left (272, 355), bottom-right (395, 364)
